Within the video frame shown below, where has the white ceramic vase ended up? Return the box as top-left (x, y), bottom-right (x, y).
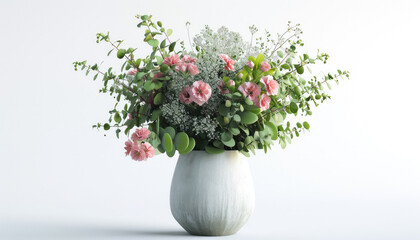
top-left (170, 150), bottom-right (255, 236)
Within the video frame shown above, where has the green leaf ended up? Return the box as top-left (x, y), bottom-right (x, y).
top-left (160, 39), bottom-right (166, 49)
top-left (221, 131), bottom-right (233, 142)
top-left (166, 146), bottom-right (176, 157)
top-left (153, 92), bottom-right (163, 105)
top-left (117, 49), bottom-right (126, 59)
top-left (165, 127), bottom-right (176, 139)
top-left (230, 128), bottom-right (240, 135)
top-left (114, 113), bottom-right (121, 123)
top-left (150, 109), bottom-right (162, 121)
top-left (265, 122), bottom-right (278, 140)
top-left (290, 102), bottom-right (298, 113)
top-left (244, 98), bottom-right (254, 105)
top-left (233, 114), bottom-right (241, 122)
top-left (162, 133), bottom-right (173, 152)
top-left (244, 105), bottom-right (261, 114)
top-left (169, 42), bottom-right (176, 52)
top-left (303, 121), bottom-right (310, 130)
top-left (280, 63), bottom-right (290, 69)
top-left (222, 138), bottom-right (235, 147)
top-left (103, 123), bottom-right (110, 130)
top-left (205, 146), bottom-right (225, 154)
top-left (179, 137), bottom-right (195, 154)
top-left (174, 132), bottom-right (189, 152)
top-left (167, 29), bottom-right (173, 37)
top-left (239, 111), bottom-right (258, 124)
top-left (295, 65), bottom-right (304, 74)
top-left (147, 39), bottom-right (159, 48)
top-left (277, 50), bottom-right (284, 58)
top-left (255, 54), bottom-right (264, 65)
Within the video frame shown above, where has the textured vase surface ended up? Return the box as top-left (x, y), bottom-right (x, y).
top-left (170, 150), bottom-right (255, 236)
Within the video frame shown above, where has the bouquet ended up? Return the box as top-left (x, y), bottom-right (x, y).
top-left (74, 14), bottom-right (349, 161)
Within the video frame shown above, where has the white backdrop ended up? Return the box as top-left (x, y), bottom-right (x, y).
top-left (1, 0), bottom-right (419, 239)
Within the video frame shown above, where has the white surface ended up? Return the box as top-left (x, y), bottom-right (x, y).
top-left (170, 151), bottom-right (254, 236)
top-left (0, 0), bottom-right (419, 239)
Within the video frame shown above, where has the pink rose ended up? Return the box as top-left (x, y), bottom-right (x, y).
top-left (246, 61), bottom-right (255, 69)
top-left (219, 54), bottom-right (235, 71)
top-left (182, 55), bottom-right (197, 64)
top-left (260, 75), bottom-right (279, 96)
top-left (260, 61), bottom-right (271, 72)
top-left (256, 94), bottom-right (271, 111)
top-left (179, 86), bottom-right (194, 104)
top-left (127, 68), bottom-right (138, 76)
top-left (124, 140), bottom-right (133, 156)
top-left (131, 128), bottom-right (151, 142)
top-left (130, 143), bottom-right (146, 161)
top-left (187, 64), bottom-right (199, 76)
top-left (163, 54), bottom-right (181, 66)
top-left (238, 82), bottom-right (261, 102)
top-left (140, 142), bottom-right (155, 159)
top-left (191, 80), bottom-right (212, 106)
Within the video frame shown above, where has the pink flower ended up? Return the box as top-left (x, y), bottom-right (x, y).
top-left (238, 82), bottom-right (261, 102)
top-left (182, 55), bottom-right (197, 64)
top-left (131, 128), bottom-right (151, 142)
top-left (191, 80), bottom-right (212, 106)
top-left (153, 72), bottom-right (163, 78)
top-left (127, 68), bottom-right (138, 76)
top-left (260, 61), bottom-right (271, 72)
top-left (140, 142), bottom-right (155, 159)
top-left (256, 94), bottom-right (271, 111)
top-left (238, 73), bottom-right (243, 79)
top-left (217, 80), bottom-right (229, 94)
top-left (174, 62), bottom-right (188, 73)
top-left (124, 140), bottom-right (133, 156)
top-left (163, 54), bottom-right (180, 66)
top-left (219, 54), bottom-right (235, 71)
top-left (128, 113), bottom-right (133, 120)
top-left (179, 86), bottom-right (194, 104)
top-left (227, 79), bottom-right (235, 87)
top-left (187, 64), bottom-right (199, 76)
top-left (130, 143), bottom-right (146, 161)
top-left (246, 61), bottom-right (255, 69)
top-left (260, 75), bottom-right (279, 96)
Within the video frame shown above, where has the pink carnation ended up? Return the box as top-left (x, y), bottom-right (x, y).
top-left (131, 128), bottom-right (151, 142)
top-left (179, 86), bottom-right (194, 104)
top-left (141, 142), bottom-right (155, 159)
top-left (191, 80), bottom-right (212, 106)
top-left (261, 75), bottom-right (279, 96)
top-left (124, 140), bottom-right (133, 156)
top-left (174, 62), bottom-right (188, 73)
top-left (130, 143), bottom-right (146, 161)
top-left (256, 94), bottom-right (271, 111)
top-left (187, 64), bottom-right (199, 76)
top-left (127, 68), bottom-right (138, 76)
top-left (219, 54), bottom-right (235, 71)
top-left (182, 55), bottom-right (197, 64)
top-left (163, 54), bottom-right (181, 66)
top-left (246, 61), bottom-right (255, 69)
top-left (238, 82), bottom-right (261, 102)
top-left (260, 61), bottom-right (271, 72)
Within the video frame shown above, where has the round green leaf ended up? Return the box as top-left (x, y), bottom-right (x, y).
top-left (114, 113), bottom-right (121, 124)
top-left (290, 102), bottom-right (298, 113)
top-left (116, 49), bottom-right (126, 59)
top-left (103, 123), bottom-right (110, 130)
top-left (162, 133), bottom-right (173, 152)
top-left (166, 146), bottom-right (176, 157)
top-left (147, 39), bottom-right (159, 48)
top-left (303, 121), bottom-right (310, 130)
top-left (265, 122), bottom-right (278, 140)
top-left (174, 132), bottom-right (189, 152)
top-left (179, 137), bottom-right (195, 154)
top-left (205, 146), bottom-right (225, 154)
top-left (239, 111), bottom-right (258, 124)
top-left (222, 138), bottom-right (235, 147)
top-left (221, 131), bottom-right (233, 142)
top-left (164, 127), bottom-right (176, 139)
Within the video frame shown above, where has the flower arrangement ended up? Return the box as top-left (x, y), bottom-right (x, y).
top-left (74, 14), bottom-right (349, 161)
